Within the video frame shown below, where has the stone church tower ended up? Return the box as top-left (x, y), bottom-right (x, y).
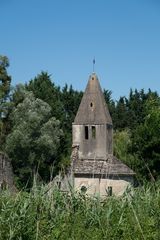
top-left (71, 73), bottom-right (135, 196)
top-left (73, 73), bottom-right (113, 160)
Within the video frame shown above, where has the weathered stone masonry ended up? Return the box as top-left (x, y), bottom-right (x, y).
top-left (71, 73), bottom-right (135, 196)
top-left (0, 152), bottom-right (14, 190)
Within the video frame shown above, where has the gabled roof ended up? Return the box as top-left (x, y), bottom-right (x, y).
top-left (74, 73), bottom-right (112, 125)
top-left (73, 155), bottom-right (135, 176)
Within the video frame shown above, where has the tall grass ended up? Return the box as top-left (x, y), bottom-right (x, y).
top-left (0, 182), bottom-right (160, 240)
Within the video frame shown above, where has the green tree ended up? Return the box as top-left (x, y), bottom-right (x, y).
top-left (61, 84), bottom-right (83, 129)
top-left (103, 89), bottom-right (116, 122)
top-left (114, 97), bottom-right (128, 129)
top-left (26, 73), bottom-right (83, 171)
top-left (131, 97), bottom-right (160, 181)
top-left (11, 84), bottom-right (26, 107)
top-left (59, 84), bottom-right (83, 160)
top-left (26, 71), bottom-right (64, 121)
top-left (126, 88), bottom-right (159, 130)
top-left (0, 56), bottom-right (12, 149)
top-left (113, 130), bottom-right (139, 174)
top-left (5, 91), bottom-right (63, 188)
top-left (0, 56), bottom-right (11, 103)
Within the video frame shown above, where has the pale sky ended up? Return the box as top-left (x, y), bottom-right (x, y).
top-left (1, 0), bottom-right (160, 99)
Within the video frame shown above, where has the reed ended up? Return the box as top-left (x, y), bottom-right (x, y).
top-left (0, 182), bottom-right (159, 240)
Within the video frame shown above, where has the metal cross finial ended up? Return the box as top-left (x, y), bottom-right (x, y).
top-left (93, 57), bottom-right (95, 72)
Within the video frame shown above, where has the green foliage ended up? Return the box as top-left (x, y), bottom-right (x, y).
top-left (112, 90), bottom-right (160, 182)
top-left (5, 91), bottom-right (63, 188)
top-left (113, 89), bottom-right (159, 130)
top-left (114, 130), bottom-right (139, 171)
top-left (1, 56), bottom-right (160, 186)
top-left (114, 97), bottom-right (128, 129)
top-left (103, 89), bottom-right (116, 121)
top-left (0, 183), bottom-right (160, 239)
top-left (0, 55), bottom-right (11, 102)
top-left (61, 84), bottom-right (83, 131)
top-left (131, 97), bottom-right (160, 181)
top-left (60, 84), bottom-right (83, 158)
top-left (25, 73), bottom-right (83, 176)
top-left (11, 84), bottom-right (26, 107)
top-left (6, 77), bottom-right (160, 185)
top-left (26, 72), bottom-right (64, 122)
top-left (0, 55), bottom-right (12, 150)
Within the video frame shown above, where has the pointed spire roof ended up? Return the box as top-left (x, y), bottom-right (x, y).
top-left (74, 73), bottom-right (112, 125)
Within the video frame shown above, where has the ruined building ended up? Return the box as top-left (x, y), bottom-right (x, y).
top-left (71, 73), bottom-right (135, 196)
top-left (0, 152), bottom-right (14, 191)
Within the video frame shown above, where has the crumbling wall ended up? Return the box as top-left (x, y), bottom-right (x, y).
top-left (71, 144), bottom-right (79, 164)
top-left (0, 152), bottom-right (14, 190)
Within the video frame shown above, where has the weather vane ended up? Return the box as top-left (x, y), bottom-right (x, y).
top-left (93, 57), bottom-right (95, 72)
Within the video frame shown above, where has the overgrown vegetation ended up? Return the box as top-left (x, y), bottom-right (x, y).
top-left (0, 55), bottom-right (160, 187)
top-left (0, 182), bottom-right (160, 239)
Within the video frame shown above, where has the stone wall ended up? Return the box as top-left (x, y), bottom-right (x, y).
top-left (0, 152), bottom-right (14, 190)
top-left (74, 175), bottom-right (133, 197)
top-left (72, 124), bottom-right (113, 160)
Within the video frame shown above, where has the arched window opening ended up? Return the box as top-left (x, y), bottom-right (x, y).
top-left (81, 185), bottom-right (87, 193)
